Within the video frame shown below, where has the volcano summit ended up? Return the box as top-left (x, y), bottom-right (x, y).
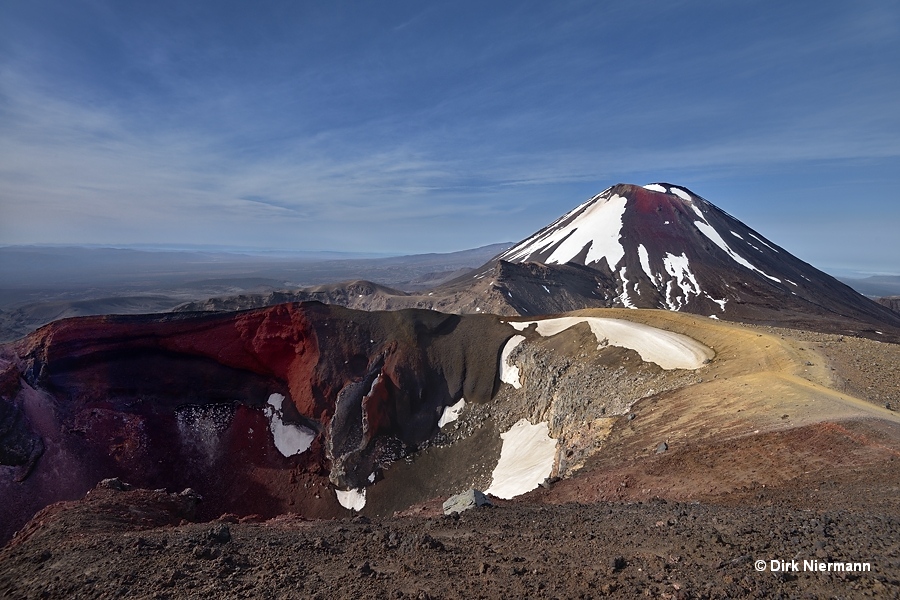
top-left (442, 183), bottom-right (900, 337)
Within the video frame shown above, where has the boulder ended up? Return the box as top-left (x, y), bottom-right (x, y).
top-left (442, 489), bottom-right (492, 515)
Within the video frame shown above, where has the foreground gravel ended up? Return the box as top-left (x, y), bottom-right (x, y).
top-left (1, 485), bottom-right (898, 599)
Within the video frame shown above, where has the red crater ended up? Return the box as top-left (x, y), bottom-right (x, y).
top-left (0, 302), bottom-right (512, 544)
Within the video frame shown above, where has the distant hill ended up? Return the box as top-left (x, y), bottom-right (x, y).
top-left (838, 275), bottom-right (900, 298)
top-left (0, 243), bottom-right (511, 341)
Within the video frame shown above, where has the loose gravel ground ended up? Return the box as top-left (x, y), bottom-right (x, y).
top-left (1, 484), bottom-right (898, 600)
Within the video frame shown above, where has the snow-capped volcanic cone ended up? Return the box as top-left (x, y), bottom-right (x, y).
top-left (453, 183), bottom-right (900, 335)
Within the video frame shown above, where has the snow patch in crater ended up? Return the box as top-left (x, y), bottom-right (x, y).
top-left (499, 335), bottom-right (526, 388)
top-left (336, 488), bottom-right (366, 511)
top-left (485, 420), bottom-right (557, 500)
top-left (264, 393), bottom-right (316, 457)
top-left (643, 183), bottom-right (667, 193)
top-left (438, 398), bottom-right (466, 428)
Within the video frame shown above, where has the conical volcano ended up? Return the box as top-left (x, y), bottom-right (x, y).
top-left (451, 183), bottom-right (900, 336)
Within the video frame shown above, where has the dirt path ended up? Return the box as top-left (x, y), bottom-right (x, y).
top-left (516, 309), bottom-right (900, 507)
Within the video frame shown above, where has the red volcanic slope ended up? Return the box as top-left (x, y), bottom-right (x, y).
top-left (0, 302), bottom-right (511, 544)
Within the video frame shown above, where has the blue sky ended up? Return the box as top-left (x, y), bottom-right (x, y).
top-left (1, 0), bottom-right (898, 273)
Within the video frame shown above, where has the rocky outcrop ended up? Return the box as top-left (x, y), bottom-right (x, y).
top-left (173, 281), bottom-right (411, 314)
top-left (876, 296), bottom-right (900, 314)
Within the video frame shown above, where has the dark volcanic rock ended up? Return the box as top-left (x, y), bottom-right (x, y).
top-left (0, 399), bottom-right (43, 478)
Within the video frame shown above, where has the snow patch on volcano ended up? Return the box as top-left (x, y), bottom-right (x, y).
top-left (485, 420), bottom-right (557, 499)
top-left (643, 183), bottom-right (667, 193)
top-left (706, 294), bottom-right (727, 311)
top-left (618, 266), bottom-right (636, 308)
top-left (688, 207), bottom-right (782, 283)
top-left (669, 187), bottom-right (692, 201)
top-left (662, 252), bottom-right (701, 310)
top-left (694, 220), bottom-right (781, 283)
top-left (638, 244), bottom-right (655, 284)
top-left (749, 232), bottom-right (779, 252)
top-left (498, 192), bottom-right (628, 268)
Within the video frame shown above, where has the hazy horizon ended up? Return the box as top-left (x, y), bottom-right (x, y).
top-left (1, 241), bottom-right (897, 281)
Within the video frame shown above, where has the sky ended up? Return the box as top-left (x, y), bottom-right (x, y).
top-left (1, 0), bottom-right (899, 274)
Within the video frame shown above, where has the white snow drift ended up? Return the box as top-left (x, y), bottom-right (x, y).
top-left (438, 398), bottom-right (466, 428)
top-left (264, 393), bottom-right (316, 457)
top-left (662, 252), bottom-right (701, 310)
top-left (499, 335), bottom-right (526, 388)
top-left (507, 317), bottom-right (711, 370)
top-left (335, 488), bottom-right (366, 511)
top-left (485, 419), bottom-right (558, 500)
top-left (688, 204), bottom-right (781, 283)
